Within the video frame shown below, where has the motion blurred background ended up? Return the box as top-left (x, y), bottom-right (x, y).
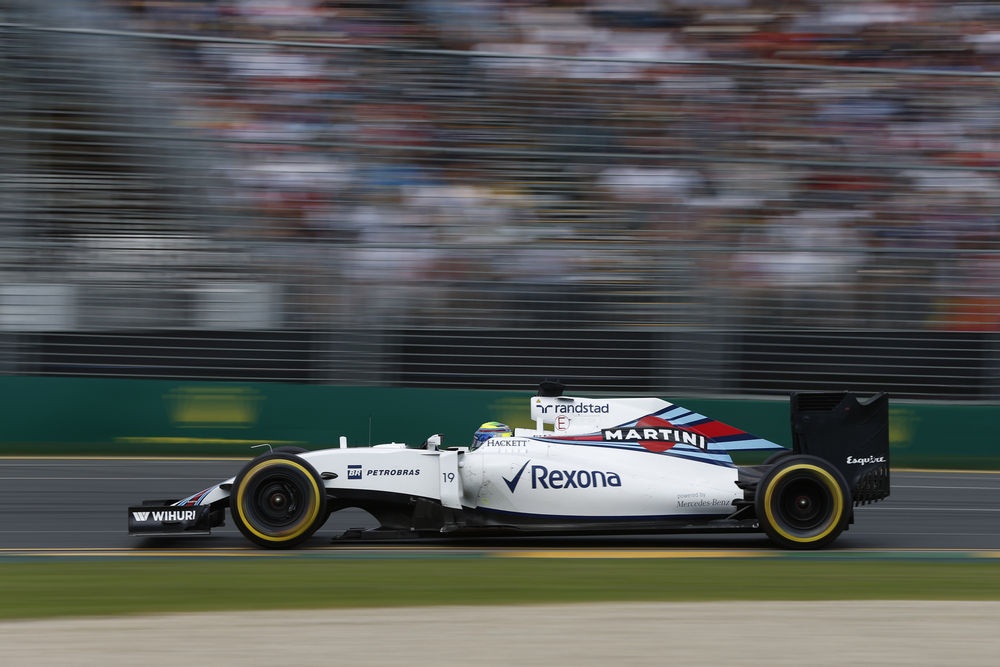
top-left (2, 0), bottom-right (999, 400)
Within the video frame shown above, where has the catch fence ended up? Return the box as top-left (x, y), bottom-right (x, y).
top-left (2, 12), bottom-right (999, 399)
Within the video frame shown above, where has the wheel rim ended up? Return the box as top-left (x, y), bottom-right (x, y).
top-left (776, 478), bottom-right (831, 532)
top-left (248, 475), bottom-right (303, 529)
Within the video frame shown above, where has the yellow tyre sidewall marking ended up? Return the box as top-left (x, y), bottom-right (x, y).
top-left (763, 463), bottom-right (845, 544)
top-left (235, 459), bottom-right (322, 543)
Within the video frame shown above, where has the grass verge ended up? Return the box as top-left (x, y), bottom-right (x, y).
top-left (2, 556), bottom-right (999, 620)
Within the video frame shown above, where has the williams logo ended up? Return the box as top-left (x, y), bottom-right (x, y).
top-left (503, 460), bottom-right (622, 492)
top-left (603, 416), bottom-right (708, 453)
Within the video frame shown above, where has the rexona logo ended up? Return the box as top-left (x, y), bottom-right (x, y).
top-left (537, 402), bottom-right (610, 415)
top-left (602, 416), bottom-right (708, 453)
top-left (502, 460), bottom-right (622, 492)
top-left (131, 510), bottom-right (196, 522)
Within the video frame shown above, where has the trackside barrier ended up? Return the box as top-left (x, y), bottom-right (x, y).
top-left (0, 377), bottom-right (995, 469)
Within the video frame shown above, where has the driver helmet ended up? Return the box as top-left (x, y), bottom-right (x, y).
top-left (472, 421), bottom-right (511, 449)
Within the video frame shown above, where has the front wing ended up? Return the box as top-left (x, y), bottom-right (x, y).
top-left (128, 504), bottom-right (216, 536)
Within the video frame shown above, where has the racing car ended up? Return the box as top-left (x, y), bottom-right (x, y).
top-left (128, 381), bottom-right (890, 550)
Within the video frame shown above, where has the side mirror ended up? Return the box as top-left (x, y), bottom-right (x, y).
top-left (422, 434), bottom-right (443, 450)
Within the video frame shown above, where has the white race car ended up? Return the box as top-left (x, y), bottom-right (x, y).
top-left (128, 381), bottom-right (890, 550)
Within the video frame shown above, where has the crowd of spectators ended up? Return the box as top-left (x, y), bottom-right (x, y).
top-left (92, 0), bottom-right (1000, 330)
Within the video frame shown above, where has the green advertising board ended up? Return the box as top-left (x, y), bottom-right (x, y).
top-left (0, 376), bottom-right (995, 469)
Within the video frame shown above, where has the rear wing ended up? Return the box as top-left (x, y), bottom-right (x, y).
top-left (790, 391), bottom-right (890, 504)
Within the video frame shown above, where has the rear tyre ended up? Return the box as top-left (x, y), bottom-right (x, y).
top-left (755, 455), bottom-right (850, 550)
top-left (230, 453), bottom-right (327, 549)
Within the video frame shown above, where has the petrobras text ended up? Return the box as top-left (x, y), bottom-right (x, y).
top-left (367, 468), bottom-right (421, 477)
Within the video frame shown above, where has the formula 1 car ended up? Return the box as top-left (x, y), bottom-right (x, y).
top-left (128, 381), bottom-right (890, 550)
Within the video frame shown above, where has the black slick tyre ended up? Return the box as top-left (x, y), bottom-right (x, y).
top-left (230, 453), bottom-right (327, 549)
top-left (755, 454), bottom-right (850, 550)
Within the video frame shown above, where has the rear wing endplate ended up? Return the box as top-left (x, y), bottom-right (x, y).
top-left (790, 391), bottom-right (890, 504)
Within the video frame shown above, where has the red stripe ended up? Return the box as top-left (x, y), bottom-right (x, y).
top-left (685, 420), bottom-right (745, 438)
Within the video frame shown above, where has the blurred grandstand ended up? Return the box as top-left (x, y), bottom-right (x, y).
top-left (1, 0), bottom-right (999, 399)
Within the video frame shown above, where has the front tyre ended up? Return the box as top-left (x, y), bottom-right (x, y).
top-left (755, 455), bottom-right (850, 550)
top-left (230, 453), bottom-right (327, 549)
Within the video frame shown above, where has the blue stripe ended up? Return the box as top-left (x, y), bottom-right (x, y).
top-left (710, 439), bottom-right (785, 451)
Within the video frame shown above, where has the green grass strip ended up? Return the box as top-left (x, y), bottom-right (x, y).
top-left (2, 557), bottom-right (1000, 620)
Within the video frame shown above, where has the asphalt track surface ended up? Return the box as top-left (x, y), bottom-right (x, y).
top-left (1, 458), bottom-right (999, 553)
top-left (2, 459), bottom-right (999, 667)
